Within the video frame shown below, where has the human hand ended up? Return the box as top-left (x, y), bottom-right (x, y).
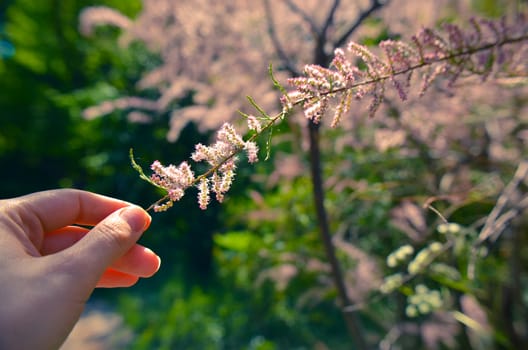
top-left (0, 189), bottom-right (160, 350)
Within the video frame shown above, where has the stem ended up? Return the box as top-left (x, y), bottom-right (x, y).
top-left (307, 120), bottom-right (369, 349)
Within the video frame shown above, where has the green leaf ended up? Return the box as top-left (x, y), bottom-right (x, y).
top-left (246, 95), bottom-right (270, 119)
top-left (264, 127), bottom-right (273, 161)
top-left (214, 231), bottom-right (254, 252)
top-left (268, 63), bottom-right (288, 96)
top-left (129, 148), bottom-right (164, 189)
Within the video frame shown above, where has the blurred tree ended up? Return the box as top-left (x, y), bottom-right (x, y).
top-left (0, 0), bottom-right (141, 196)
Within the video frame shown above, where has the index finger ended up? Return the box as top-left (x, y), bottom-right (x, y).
top-left (6, 189), bottom-right (134, 233)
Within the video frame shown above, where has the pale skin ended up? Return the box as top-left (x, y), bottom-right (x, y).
top-left (0, 189), bottom-right (161, 350)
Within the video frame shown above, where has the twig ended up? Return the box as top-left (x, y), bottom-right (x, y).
top-left (476, 160), bottom-right (528, 244)
top-left (468, 160), bottom-right (528, 279)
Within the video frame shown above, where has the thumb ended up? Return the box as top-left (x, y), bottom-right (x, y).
top-left (65, 205), bottom-right (151, 285)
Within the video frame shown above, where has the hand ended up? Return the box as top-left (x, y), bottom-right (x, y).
top-left (0, 189), bottom-right (161, 350)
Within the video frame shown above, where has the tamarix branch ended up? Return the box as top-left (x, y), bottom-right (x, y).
top-left (132, 14), bottom-right (528, 213)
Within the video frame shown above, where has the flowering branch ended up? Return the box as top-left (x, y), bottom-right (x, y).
top-left (289, 15), bottom-right (528, 122)
top-left (132, 88), bottom-right (286, 212)
top-left (132, 14), bottom-right (527, 213)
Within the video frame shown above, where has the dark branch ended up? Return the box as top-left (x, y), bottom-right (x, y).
top-left (262, 0), bottom-right (301, 76)
top-left (477, 160), bottom-right (528, 245)
top-left (283, 0), bottom-right (321, 37)
top-left (334, 0), bottom-right (385, 49)
top-left (313, 0), bottom-right (341, 66)
top-left (322, 0), bottom-right (341, 39)
top-left (307, 120), bottom-right (369, 349)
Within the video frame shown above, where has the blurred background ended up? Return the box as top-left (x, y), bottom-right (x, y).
top-left (1, 0), bottom-right (527, 349)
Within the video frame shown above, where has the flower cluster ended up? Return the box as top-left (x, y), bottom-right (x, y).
top-left (407, 241), bottom-right (444, 275)
top-left (246, 115), bottom-right (263, 133)
top-left (386, 244), bottom-right (415, 268)
top-left (286, 48), bottom-right (361, 124)
top-left (192, 122), bottom-right (260, 209)
top-left (141, 122), bottom-right (260, 212)
top-left (437, 222), bottom-right (462, 235)
top-left (379, 273), bottom-right (404, 294)
top-left (286, 15), bottom-right (528, 124)
top-left (405, 284), bottom-right (444, 318)
top-left (149, 160), bottom-right (195, 211)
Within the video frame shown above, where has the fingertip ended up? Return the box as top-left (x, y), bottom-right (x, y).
top-left (131, 246), bottom-right (161, 277)
top-left (119, 206), bottom-right (151, 233)
top-left (144, 247), bottom-right (161, 277)
top-left (154, 254), bottom-right (161, 272)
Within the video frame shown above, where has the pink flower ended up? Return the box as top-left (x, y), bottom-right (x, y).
top-left (247, 115), bottom-right (262, 133)
top-left (244, 141), bottom-right (259, 163)
top-left (197, 178), bottom-right (210, 210)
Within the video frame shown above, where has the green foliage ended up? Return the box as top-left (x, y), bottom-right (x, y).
top-left (214, 231), bottom-right (254, 252)
top-left (0, 0), bottom-right (143, 196)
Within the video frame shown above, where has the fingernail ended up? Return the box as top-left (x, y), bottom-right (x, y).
top-left (142, 246), bottom-right (162, 272)
top-left (119, 206), bottom-right (151, 232)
